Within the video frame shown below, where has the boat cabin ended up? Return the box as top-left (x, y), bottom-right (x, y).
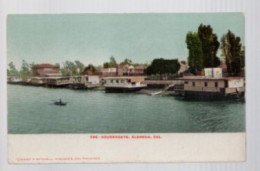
top-left (103, 76), bottom-right (147, 92)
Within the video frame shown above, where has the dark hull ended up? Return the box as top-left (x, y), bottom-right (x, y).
top-left (105, 87), bottom-right (145, 93)
top-left (177, 91), bottom-right (244, 101)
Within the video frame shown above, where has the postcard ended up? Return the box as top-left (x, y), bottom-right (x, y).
top-left (7, 13), bottom-right (245, 163)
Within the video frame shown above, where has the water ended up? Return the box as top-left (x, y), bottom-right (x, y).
top-left (8, 84), bottom-right (245, 134)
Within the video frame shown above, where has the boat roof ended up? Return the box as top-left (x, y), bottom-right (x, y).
top-left (178, 76), bottom-right (245, 81)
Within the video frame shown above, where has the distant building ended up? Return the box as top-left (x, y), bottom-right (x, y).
top-left (100, 67), bottom-right (117, 77)
top-left (32, 64), bottom-right (61, 77)
top-left (117, 64), bottom-right (147, 76)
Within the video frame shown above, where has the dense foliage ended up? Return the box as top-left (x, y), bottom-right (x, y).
top-left (147, 58), bottom-right (180, 75)
top-left (221, 30), bottom-right (245, 76)
top-left (186, 32), bottom-right (203, 74)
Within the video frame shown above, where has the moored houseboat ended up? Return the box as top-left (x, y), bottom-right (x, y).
top-left (103, 76), bottom-right (147, 93)
top-left (44, 76), bottom-right (71, 87)
top-left (174, 76), bottom-right (245, 101)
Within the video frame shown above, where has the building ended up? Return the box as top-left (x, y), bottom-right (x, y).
top-left (100, 68), bottom-right (117, 77)
top-left (117, 64), bottom-right (147, 76)
top-left (103, 76), bottom-right (147, 93)
top-left (32, 64), bottom-right (62, 77)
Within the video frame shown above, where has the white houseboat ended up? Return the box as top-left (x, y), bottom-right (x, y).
top-left (103, 76), bottom-right (147, 93)
top-left (174, 68), bottom-right (245, 101)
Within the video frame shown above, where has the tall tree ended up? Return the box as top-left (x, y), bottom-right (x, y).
top-left (62, 61), bottom-right (76, 76)
top-left (109, 56), bottom-right (117, 67)
top-left (74, 60), bottom-right (85, 74)
top-left (198, 24), bottom-right (220, 67)
top-left (7, 62), bottom-right (19, 76)
top-left (103, 56), bottom-right (117, 68)
top-left (221, 30), bottom-right (244, 76)
top-left (120, 58), bottom-right (133, 65)
top-left (186, 32), bottom-right (204, 74)
top-left (20, 60), bottom-right (32, 76)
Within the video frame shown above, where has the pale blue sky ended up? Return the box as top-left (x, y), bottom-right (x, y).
top-left (7, 13), bottom-right (244, 68)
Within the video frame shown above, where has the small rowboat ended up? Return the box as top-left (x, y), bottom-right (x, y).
top-left (53, 99), bottom-right (67, 106)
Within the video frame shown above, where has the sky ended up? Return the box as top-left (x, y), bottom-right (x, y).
top-left (7, 13), bottom-right (244, 69)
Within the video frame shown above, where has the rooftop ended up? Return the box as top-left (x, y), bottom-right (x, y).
top-left (32, 64), bottom-right (59, 69)
top-left (178, 76), bottom-right (244, 81)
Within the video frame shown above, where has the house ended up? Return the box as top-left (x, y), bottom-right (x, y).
top-left (103, 76), bottom-right (147, 93)
top-left (117, 64), bottom-right (147, 76)
top-left (32, 64), bottom-right (62, 77)
top-left (100, 68), bottom-right (117, 77)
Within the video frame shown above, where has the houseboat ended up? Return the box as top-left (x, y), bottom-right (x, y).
top-left (174, 75), bottom-right (245, 101)
top-left (103, 76), bottom-right (147, 93)
top-left (68, 75), bottom-right (101, 89)
top-left (44, 76), bottom-right (71, 87)
top-left (7, 76), bottom-right (23, 84)
top-left (30, 77), bottom-right (45, 86)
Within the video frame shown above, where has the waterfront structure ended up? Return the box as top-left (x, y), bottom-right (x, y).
top-left (178, 61), bottom-right (189, 75)
top-left (86, 75), bottom-right (100, 85)
top-left (44, 77), bottom-right (70, 87)
top-left (7, 76), bottom-right (22, 84)
top-left (30, 77), bottom-right (45, 85)
top-left (174, 76), bottom-right (245, 100)
top-left (103, 76), bottom-right (147, 92)
top-left (32, 64), bottom-right (62, 77)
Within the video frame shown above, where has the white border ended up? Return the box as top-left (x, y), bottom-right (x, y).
top-left (1, 0), bottom-right (259, 170)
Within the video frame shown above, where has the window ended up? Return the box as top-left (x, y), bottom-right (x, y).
top-left (184, 81), bottom-right (188, 84)
top-left (192, 82), bottom-right (195, 86)
top-left (204, 82), bottom-right (208, 87)
top-left (215, 82), bottom-right (218, 87)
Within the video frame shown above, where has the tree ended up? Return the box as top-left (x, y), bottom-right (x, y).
top-left (221, 30), bottom-right (244, 76)
top-left (198, 24), bottom-right (220, 68)
top-left (103, 56), bottom-right (117, 68)
top-left (7, 62), bottom-right (19, 76)
top-left (20, 60), bottom-right (32, 76)
top-left (186, 32), bottom-right (204, 74)
top-left (84, 64), bottom-right (97, 75)
top-left (74, 60), bottom-right (85, 74)
top-left (147, 58), bottom-right (180, 76)
top-left (120, 58), bottom-right (132, 65)
top-left (62, 61), bottom-right (76, 76)
top-left (103, 62), bottom-right (110, 68)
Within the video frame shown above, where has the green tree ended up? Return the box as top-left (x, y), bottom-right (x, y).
top-left (7, 62), bottom-right (19, 76)
top-left (103, 62), bottom-right (110, 68)
top-left (84, 64), bottom-right (97, 75)
top-left (120, 58), bottom-right (133, 65)
top-left (75, 60), bottom-right (85, 74)
top-left (198, 24), bottom-right (220, 67)
top-left (221, 30), bottom-right (244, 76)
top-left (109, 56), bottom-right (117, 67)
top-left (20, 60), bottom-right (32, 76)
top-left (62, 61), bottom-right (76, 76)
top-left (186, 32), bottom-right (204, 74)
top-left (103, 56), bottom-right (117, 68)
top-left (147, 58), bottom-right (180, 76)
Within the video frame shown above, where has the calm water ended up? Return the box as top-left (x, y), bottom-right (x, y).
top-left (8, 84), bottom-right (245, 134)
